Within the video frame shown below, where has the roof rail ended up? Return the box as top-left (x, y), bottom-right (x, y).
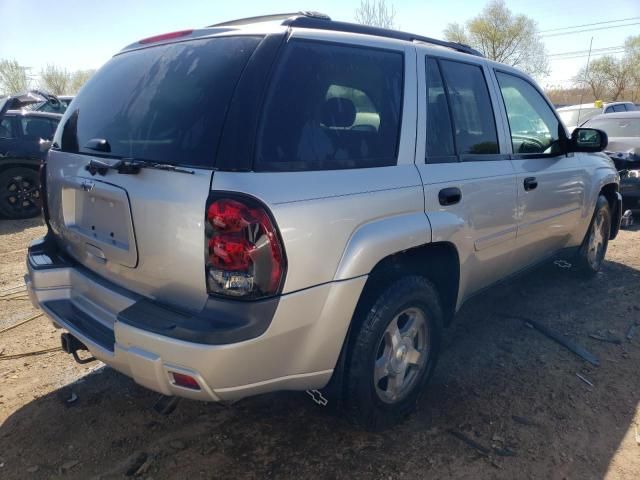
top-left (286, 16), bottom-right (483, 57)
top-left (208, 11), bottom-right (330, 28)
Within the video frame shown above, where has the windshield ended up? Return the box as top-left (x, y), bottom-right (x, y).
top-left (57, 36), bottom-right (261, 167)
top-left (557, 108), bottom-right (600, 127)
top-left (584, 117), bottom-right (640, 138)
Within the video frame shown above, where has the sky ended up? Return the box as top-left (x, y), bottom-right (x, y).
top-left (1, 0), bottom-right (639, 89)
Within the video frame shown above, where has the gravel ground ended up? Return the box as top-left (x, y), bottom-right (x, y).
top-left (0, 217), bottom-right (639, 479)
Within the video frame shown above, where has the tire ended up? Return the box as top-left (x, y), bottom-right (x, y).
top-left (575, 195), bottom-right (611, 275)
top-left (343, 276), bottom-right (443, 430)
top-left (0, 167), bottom-right (41, 219)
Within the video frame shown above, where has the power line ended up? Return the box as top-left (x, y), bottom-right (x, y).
top-left (539, 16), bottom-right (640, 33)
top-left (548, 45), bottom-right (625, 57)
top-left (549, 50), bottom-right (626, 61)
top-left (541, 22), bottom-right (640, 37)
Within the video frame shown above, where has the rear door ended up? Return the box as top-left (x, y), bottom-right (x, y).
top-left (415, 53), bottom-right (518, 301)
top-left (491, 70), bottom-right (587, 266)
top-left (46, 35), bottom-right (264, 312)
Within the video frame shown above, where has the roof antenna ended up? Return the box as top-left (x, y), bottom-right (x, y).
top-left (577, 37), bottom-right (594, 127)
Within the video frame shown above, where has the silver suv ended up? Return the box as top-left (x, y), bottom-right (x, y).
top-left (26, 13), bottom-right (622, 428)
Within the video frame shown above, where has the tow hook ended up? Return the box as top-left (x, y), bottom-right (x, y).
top-left (60, 333), bottom-right (96, 365)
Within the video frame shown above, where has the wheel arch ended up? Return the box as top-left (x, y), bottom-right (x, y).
top-left (353, 242), bottom-right (460, 330)
top-left (0, 159), bottom-right (41, 174)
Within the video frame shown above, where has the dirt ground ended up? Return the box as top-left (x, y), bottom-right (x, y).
top-left (0, 217), bottom-right (639, 479)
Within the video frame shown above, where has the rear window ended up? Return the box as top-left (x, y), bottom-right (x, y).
top-left (58, 36), bottom-right (261, 167)
top-left (584, 117), bottom-right (640, 137)
top-left (439, 60), bottom-right (499, 155)
top-left (557, 108), bottom-right (600, 127)
top-left (255, 40), bottom-right (403, 171)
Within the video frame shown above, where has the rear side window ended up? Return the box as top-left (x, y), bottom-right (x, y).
top-left (59, 36), bottom-right (261, 167)
top-left (256, 40), bottom-right (403, 171)
top-left (425, 58), bottom-right (456, 161)
top-left (21, 117), bottom-right (55, 140)
top-left (0, 117), bottom-right (14, 139)
top-left (439, 60), bottom-right (499, 155)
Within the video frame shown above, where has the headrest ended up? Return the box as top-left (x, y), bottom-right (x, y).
top-left (322, 97), bottom-right (356, 128)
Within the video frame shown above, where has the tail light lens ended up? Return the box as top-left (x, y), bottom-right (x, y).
top-left (205, 195), bottom-right (286, 299)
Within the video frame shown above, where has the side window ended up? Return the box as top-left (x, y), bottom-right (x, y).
top-left (256, 40), bottom-right (403, 171)
top-left (439, 60), bottom-right (499, 155)
top-left (21, 117), bottom-right (55, 140)
top-left (425, 58), bottom-right (456, 161)
top-left (0, 117), bottom-right (14, 139)
top-left (604, 106), bottom-right (614, 113)
top-left (48, 119), bottom-right (60, 136)
top-left (495, 72), bottom-right (561, 155)
top-left (613, 104), bottom-right (627, 112)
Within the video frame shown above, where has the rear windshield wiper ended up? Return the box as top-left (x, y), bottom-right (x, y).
top-left (86, 157), bottom-right (195, 176)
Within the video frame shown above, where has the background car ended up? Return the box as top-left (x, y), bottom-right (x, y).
top-left (557, 101), bottom-right (637, 132)
top-left (30, 92), bottom-right (73, 114)
top-left (583, 111), bottom-right (640, 212)
top-left (0, 92), bottom-right (61, 218)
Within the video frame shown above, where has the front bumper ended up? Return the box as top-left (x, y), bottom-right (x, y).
top-left (26, 236), bottom-right (366, 402)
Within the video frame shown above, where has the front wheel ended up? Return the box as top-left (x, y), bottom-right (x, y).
top-left (0, 167), bottom-right (41, 219)
top-left (576, 195), bottom-right (611, 274)
top-left (344, 276), bottom-right (443, 430)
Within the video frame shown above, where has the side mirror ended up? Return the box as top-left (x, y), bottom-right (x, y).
top-left (570, 128), bottom-right (608, 153)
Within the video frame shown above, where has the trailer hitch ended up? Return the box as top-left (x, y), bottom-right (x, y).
top-left (61, 333), bottom-right (97, 365)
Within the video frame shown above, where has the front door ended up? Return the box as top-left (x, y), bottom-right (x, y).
top-left (491, 70), bottom-right (587, 268)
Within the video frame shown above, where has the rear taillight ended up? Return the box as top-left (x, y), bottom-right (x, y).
top-left (205, 195), bottom-right (286, 299)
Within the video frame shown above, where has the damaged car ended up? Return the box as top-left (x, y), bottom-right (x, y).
top-left (0, 91), bottom-right (61, 218)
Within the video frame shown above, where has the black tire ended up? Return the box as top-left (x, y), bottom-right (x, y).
top-left (575, 195), bottom-right (611, 275)
top-left (0, 167), bottom-right (41, 219)
top-left (343, 276), bottom-right (443, 430)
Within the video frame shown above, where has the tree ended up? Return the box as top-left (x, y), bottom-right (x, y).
top-left (39, 64), bottom-right (70, 95)
top-left (69, 69), bottom-right (96, 94)
top-left (574, 41), bottom-right (638, 102)
top-left (443, 0), bottom-right (549, 78)
top-left (575, 58), bottom-right (612, 101)
top-left (443, 23), bottom-right (468, 44)
top-left (623, 35), bottom-right (640, 102)
top-left (354, 0), bottom-right (396, 29)
top-left (0, 59), bottom-right (30, 95)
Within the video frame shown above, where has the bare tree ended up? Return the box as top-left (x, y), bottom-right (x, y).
top-left (443, 23), bottom-right (468, 44)
top-left (355, 0), bottom-right (396, 29)
top-left (444, 0), bottom-right (549, 78)
top-left (575, 58), bottom-right (610, 101)
top-left (624, 35), bottom-right (640, 101)
top-left (576, 55), bottom-right (634, 101)
top-left (70, 69), bottom-right (96, 94)
top-left (39, 64), bottom-right (70, 95)
top-left (0, 59), bottom-right (30, 95)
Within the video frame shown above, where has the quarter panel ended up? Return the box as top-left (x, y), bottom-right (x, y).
top-left (211, 165), bottom-right (425, 293)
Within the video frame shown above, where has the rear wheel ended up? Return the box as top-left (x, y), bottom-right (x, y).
top-left (576, 195), bottom-right (611, 274)
top-left (0, 167), bottom-right (41, 219)
top-left (344, 276), bottom-right (443, 430)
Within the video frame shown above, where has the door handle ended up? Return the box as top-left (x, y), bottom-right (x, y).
top-left (524, 177), bottom-right (538, 191)
top-left (438, 187), bottom-right (462, 206)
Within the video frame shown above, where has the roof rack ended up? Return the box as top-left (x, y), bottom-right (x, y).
top-left (207, 12), bottom-right (483, 57)
top-left (286, 16), bottom-right (483, 57)
top-left (208, 11), bottom-right (330, 28)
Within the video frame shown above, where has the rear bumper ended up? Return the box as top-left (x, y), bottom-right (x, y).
top-left (26, 236), bottom-right (366, 402)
